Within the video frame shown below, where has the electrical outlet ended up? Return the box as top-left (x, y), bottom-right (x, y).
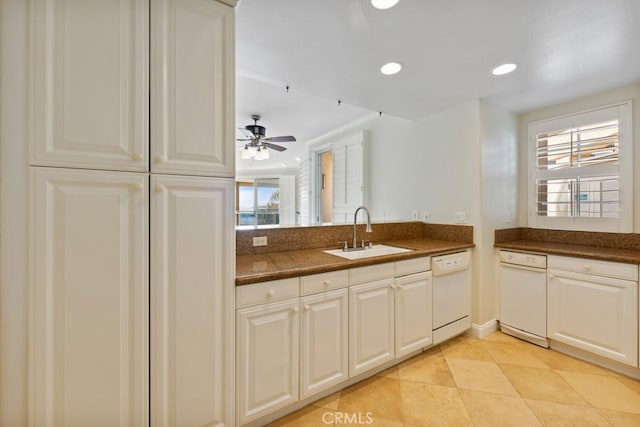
top-left (424, 211), bottom-right (431, 222)
top-left (454, 212), bottom-right (467, 224)
top-left (411, 210), bottom-right (419, 220)
top-left (253, 236), bottom-right (267, 246)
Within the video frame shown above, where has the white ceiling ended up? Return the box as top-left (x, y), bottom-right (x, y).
top-left (236, 0), bottom-right (640, 169)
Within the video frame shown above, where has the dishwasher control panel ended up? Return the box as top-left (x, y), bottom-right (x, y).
top-left (431, 251), bottom-right (471, 275)
top-left (499, 250), bottom-right (547, 268)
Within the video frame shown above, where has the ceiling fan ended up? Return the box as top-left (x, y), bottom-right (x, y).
top-left (237, 115), bottom-right (296, 160)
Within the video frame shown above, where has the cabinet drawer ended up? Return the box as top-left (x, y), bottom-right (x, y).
top-left (236, 278), bottom-right (300, 309)
top-left (548, 255), bottom-right (638, 281)
top-left (300, 270), bottom-right (349, 295)
top-left (349, 262), bottom-right (395, 286)
top-left (395, 257), bottom-right (430, 277)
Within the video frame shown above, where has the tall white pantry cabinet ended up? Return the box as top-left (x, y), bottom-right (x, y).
top-left (27, 0), bottom-right (236, 426)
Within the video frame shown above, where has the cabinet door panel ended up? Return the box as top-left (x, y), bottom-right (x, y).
top-left (152, 0), bottom-right (234, 176)
top-left (237, 299), bottom-right (299, 425)
top-left (395, 272), bottom-right (433, 357)
top-left (548, 269), bottom-right (638, 366)
top-left (151, 175), bottom-right (234, 426)
top-left (349, 279), bottom-right (394, 377)
top-left (300, 289), bottom-right (348, 398)
top-left (29, 167), bottom-right (148, 426)
top-left (30, 0), bottom-right (148, 171)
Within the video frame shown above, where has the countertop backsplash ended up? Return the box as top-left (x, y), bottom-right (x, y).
top-left (495, 227), bottom-right (640, 250)
top-left (236, 221), bottom-right (473, 256)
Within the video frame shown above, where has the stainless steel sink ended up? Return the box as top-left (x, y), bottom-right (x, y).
top-left (323, 244), bottom-right (413, 260)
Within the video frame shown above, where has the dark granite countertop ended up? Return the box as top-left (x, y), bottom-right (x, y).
top-left (236, 238), bottom-right (474, 286)
top-left (495, 240), bottom-right (640, 264)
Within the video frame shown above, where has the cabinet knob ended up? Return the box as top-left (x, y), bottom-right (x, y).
top-left (583, 264), bottom-right (591, 271)
top-left (549, 274), bottom-right (555, 279)
top-left (133, 183), bottom-right (144, 191)
top-left (291, 307), bottom-right (299, 314)
top-left (390, 284), bottom-right (396, 289)
top-left (155, 155), bottom-right (167, 164)
top-left (267, 289), bottom-right (275, 297)
top-left (154, 185), bottom-right (164, 193)
top-left (304, 305), bottom-right (310, 311)
top-left (323, 280), bottom-right (331, 286)
top-left (132, 152), bottom-right (143, 161)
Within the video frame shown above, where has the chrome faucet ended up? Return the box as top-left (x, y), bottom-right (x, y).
top-left (347, 206), bottom-right (373, 251)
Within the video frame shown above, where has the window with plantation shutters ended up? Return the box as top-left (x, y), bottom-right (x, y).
top-left (528, 102), bottom-right (632, 232)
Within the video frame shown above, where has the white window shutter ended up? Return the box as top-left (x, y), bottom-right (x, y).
top-left (345, 139), bottom-right (363, 209)
top-left (278, 175), bottom-right (296, 226)
top-left (332, 132), bottom-right (364, 222)
top-left (298, 159), bottom-right (310, 225)
top-left (333, 143), bottom-right (347, 211)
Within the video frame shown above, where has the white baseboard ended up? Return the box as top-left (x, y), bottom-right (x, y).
top-left (470, 319), bottom-right (498, 339)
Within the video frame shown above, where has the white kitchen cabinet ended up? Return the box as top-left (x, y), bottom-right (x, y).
top-left (29, 167), bottom-right (148, 426)
top-left (237, 299), bottom-right (300, 425)
top-left (349, 279), bottom-right (395, 377)
top-left (300, 289), bottom-right (349, 398)
top-left (548, 267), bottom-right (638, 366)
top-left (151, 0), bottom-right (235, 177)
top-left (151, 175), bottom-right (234, 426)
top-left (395, 272), bottom-right (433, 358)
top-left (29, 0), bottom-right (149, 171)
top-left (29, 0), bottom-right (236, 176)
top-left (26, 0), bottom-right (237, 425)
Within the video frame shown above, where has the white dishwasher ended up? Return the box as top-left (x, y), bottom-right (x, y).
top-left (431, 251), bottom-right (471, 345)
top-left (499, 250), bottom-right (548, 347)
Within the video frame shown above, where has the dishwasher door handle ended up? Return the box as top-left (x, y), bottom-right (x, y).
top-left (499, 262), bottom-right (547, 274)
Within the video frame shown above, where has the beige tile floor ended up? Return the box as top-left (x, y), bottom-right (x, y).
top-left (269, 332), bottom-right (640, 426)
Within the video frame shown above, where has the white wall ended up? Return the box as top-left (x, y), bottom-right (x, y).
top-left (517, 82), bottom-right (640, 231)
top-left (309, 100), bottom-right (486, 224)
top-left (311, 98), bottom-right (516, 326)
top-left (414, 99), bottom-right (483, 226)
top-left (364, 114), bottom-right (418, 221)
top-left (479, 101), bottom-right (518, 322)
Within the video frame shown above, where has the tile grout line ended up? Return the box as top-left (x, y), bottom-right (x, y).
top-left (269, 332), bottom-right (640, 426)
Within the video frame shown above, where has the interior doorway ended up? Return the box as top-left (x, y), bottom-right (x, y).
top-left (320, 150), bottom-right (333, 223)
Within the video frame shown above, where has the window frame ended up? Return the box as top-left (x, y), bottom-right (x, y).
top-left (528, 101), bottom-right (633, 233)
top-left (235, 177), bottom-right (281, 227)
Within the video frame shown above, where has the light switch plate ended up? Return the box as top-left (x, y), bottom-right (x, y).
top-left (454, 212), bottom-right (467, 223)
top-left (253, 236), bottom-right (267, 246)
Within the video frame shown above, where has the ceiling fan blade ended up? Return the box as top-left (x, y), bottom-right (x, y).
top-left (263, 142), bottom-right (287, 152)
top-left (262, 135), bottom-right (296, 143)
top-left (236, 138), bottom-right (253, 141)
top-left (237, 128), bottom-right (255, 139)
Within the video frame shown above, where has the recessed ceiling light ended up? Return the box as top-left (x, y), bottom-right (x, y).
top-left (492, 63), bottom-right (517, 76)
top-left (371, 0), bottom-right (400, 9)
top-left (380, 62), bottom-right (402, 75)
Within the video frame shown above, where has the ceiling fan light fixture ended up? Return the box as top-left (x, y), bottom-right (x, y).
top-left (371, 0), bottom-right (399, 10)
top-left (254, 146), bottom-right (269, 160)
top-left (380, 62), bottom-right (402, 75)
top-left (492, 63), bottom-right (517, 76)
top-left (241, 144), bottom-right (270, 160)
top-left (236, 116), bottom-right (295, 159)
